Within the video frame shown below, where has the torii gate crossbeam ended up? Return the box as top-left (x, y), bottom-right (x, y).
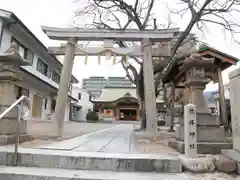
top-left (42, 26), bottom-right (180, 41)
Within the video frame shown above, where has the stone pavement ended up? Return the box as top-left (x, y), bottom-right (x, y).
top-left (27, 120), bottom-right (116, 140)
top-left (34, 124), bottom-right (141, 153)
top-left (31, 124), bottom-right (178, 155)
top-left (6, 123), bottom-right (179, 155)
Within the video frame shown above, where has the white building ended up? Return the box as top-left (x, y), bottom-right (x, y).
top-left (70, 85), bottom-right (93, 122)
top-left (0, 9), bottom-right (79, 121)
top-left (82, 76), bottom-right (134, 99)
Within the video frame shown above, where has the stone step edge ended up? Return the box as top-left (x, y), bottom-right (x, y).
top-left (0, 146), bottom-right (179, 160)
top-left (0, 166), bottom-right (185, 180)
top-left (0, 147), bottom-right (182, 173)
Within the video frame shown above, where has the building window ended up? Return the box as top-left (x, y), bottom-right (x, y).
top-left (25, 49), bottom-right (34, 63)
top-left (44, 98), bottom-right (48, 109)
top-left (16, 86), bottom-right (29, 99)
top-left (78, 93), bottom-right (81, 100)
top-left (37, 58), bottom-right (48, 76)
top-left (18, 45), bottom-right (25, 58)
top-left (51, 99), bottom-right (56, 112)
top-left (11, 38), bottom-right (34, 63)
top-left (52, 69), bottom-right (61, 84)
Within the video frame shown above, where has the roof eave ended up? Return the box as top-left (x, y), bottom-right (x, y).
top-left (199, 46), bottom-right (239, 64)
top-left (0, 9), bottom-right (79, 84)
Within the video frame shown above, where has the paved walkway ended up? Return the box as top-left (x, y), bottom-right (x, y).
top-left (33, 124), bottom-right (180, 155)
top-left (36, 124), bottom-right (138, 153)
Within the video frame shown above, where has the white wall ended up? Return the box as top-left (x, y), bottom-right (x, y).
top-left (71, 86), bottom-right (93, 121)
top-left (0, 19), bottom-right (73, 122)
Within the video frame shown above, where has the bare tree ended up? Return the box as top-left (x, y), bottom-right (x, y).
top-left (74, 0), bottom-right (240, 130)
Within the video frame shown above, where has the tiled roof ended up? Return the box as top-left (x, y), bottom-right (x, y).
top-left (92, 87), bottom-right (163, 103)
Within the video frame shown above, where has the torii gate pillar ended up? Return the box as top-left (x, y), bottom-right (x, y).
top-left (142, 38), bottom-right (157, 138)
top-left (53, 37), bottom-right (77, 137)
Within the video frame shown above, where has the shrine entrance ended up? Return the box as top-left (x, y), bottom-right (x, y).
top-left (92, 89), bottom-right (140, 121)
top-left (41, 26), bottom-right (181, 137)
top-left (119, 109), bottom-right (137, 121)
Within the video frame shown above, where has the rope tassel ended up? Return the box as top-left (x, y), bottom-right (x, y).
top-left (105, 52), bottom-right (111, 60)
top-left (113, 54), bottom-right (116, 65)
top-left (84, 54), bottom-right (88, 65)
top-left (98, 55), bottom-right (101, 65)
top-left (124, 55), bottom-right (129, 66)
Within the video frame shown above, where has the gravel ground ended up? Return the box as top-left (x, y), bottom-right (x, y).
top-left (185, 172), bottom-right (240, 180)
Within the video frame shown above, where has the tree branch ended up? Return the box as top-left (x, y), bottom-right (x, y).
top-left (142, 0), bottom-right (155, 28)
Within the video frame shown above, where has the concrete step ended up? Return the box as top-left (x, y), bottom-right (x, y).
top-left (0, 147), bottom-right (182, 173)
top-left (0, 166), bottom-right (188, 180)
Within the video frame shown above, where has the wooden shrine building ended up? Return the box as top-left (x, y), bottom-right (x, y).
top-left (92, 87), bottom-right (164, 121)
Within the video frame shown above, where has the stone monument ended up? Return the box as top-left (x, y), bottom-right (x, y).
top-left (169, 53), bottom-right (232, 154)
top-left (184, 103), bottom-right (197, 158)
top-left (0, 42), bottom-right (32, 145)
top-left (222, 67), bottom-right (240, 168)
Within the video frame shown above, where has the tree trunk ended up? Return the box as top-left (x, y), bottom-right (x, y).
top-left (140, 102), bottom-right (146, 129)
top-left (169, 82), bottom-right (175, 132)
top-left (137, 67), bottom-right (146, 130)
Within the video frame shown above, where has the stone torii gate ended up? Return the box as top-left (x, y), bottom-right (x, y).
top-left (41, 26), bottom-right (180, 137)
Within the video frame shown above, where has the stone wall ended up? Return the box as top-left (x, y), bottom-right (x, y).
top-left (228, 68), bottom-right (240, 151)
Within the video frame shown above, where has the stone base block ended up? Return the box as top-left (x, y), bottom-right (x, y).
top-left (0, 134), bottom-right (33, 145)
top-left (222, 149), bottom-right (240, 163)
top-left (0, 119), bottom-right (27, 134)
top-left (168, 139), bottom-right (232, 154)
top-left (176, 125), bottom-right (225, 142)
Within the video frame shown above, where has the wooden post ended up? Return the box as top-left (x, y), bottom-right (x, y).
top-left (217, 66), bottom-right (228, 130)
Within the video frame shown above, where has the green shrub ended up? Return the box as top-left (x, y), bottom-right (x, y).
top-left (86, 110), bottom-right (99, 122)
top-left (157, 120), bottom-right (166, 126)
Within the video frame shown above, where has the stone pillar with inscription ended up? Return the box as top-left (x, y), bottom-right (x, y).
top-left (184, 103), bottom-right (197, 158)
top-left (0, 42), bottom-right (32, 145)
top-left (169, 54), bottom-right (232, 154)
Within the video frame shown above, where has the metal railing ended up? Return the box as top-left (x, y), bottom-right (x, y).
top-left (0, 96), bottom-right (30, 166)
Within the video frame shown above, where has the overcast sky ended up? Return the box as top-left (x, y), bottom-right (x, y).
top-left (1, 0), bottom-right (239, 91)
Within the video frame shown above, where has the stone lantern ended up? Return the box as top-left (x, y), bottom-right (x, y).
top-left (0, 42), bottom-right (31, 144)
top-left (171, 53), bottom-right (232, 154)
